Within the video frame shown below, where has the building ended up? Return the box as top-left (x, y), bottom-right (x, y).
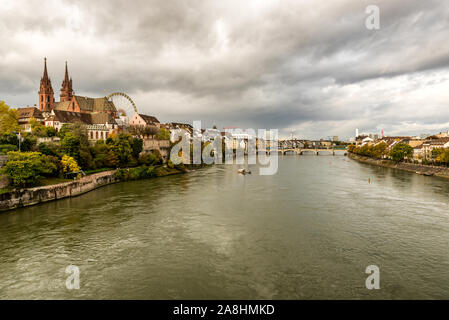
top-left (37, 58), bottom-right (117, 117)
top-left (129, 113), bottom-right (161, 128)
top-left (16, 106), bottom-right (44, 132)
top-left (165, 122), bottom-right (193, 143)
top-left (421, 138), bottom-right (449, 159)
top-left (45, 109), bottom-right (118, 141)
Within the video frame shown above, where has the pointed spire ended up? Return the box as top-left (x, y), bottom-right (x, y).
top-left (64, 61), bottom-right (69, 82)
top-left (60, 60), bottom-right (74, 102)
top-left (39, 57), bottom-right (54, 111)
top-left (43, 57), bottom-right (48, 80)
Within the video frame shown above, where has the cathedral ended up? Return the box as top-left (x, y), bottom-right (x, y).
top-left (38, 58), bottom-right (117, 117)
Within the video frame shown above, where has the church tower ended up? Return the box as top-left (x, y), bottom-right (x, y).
top-left (60, 61), bottom-right (74, 102)
top-left (38, 57), bottom-right (55, 112)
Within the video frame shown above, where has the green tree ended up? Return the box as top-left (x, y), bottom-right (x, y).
top-left (30, 119), bottom-right (57, 138)
top-left (20, 133), bottom-right (37, 151)
top-left (1, 152), bottom-right (57, 187)
top-left (58, 123), bottom-right (89, 146)
top-left (105, 149), bottom-right (119, 168)
top-left (390, 143), bottom-right (413, 162)
top-left (433, 148), bottom-right (449, 165)
top-left (37, 142), bottom-right (61, 157)
top-left (61, 132), bottom-right (81, 160)
top-left (106, 133), bottom-right (135, 167)
top-left (131, 137), bottom-right (143, 159)
top-left (0, 101), bottom-right (19, 135)
top-left (372, 142), bottom-right (388, 159)
top-left (156, 128), bottom-right (170, 140)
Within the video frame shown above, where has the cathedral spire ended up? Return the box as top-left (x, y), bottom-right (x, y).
top-left (42, 57), bottom-right (49, 80)
top-left (60, 60), bottom-right (74, 102)
top-left (64, 61), bottom-right (69, 82)
top-left (39, 57), bottom-right (54, 112)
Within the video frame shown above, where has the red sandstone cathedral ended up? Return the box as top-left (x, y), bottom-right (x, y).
top-left (38, 58), bottom-right (117, 117)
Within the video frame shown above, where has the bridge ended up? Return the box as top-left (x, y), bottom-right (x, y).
top-left (264, 148), bottom-right (347, 156)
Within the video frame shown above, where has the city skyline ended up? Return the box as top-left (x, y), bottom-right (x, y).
top-left (1, 0), bottom-right (449, 139)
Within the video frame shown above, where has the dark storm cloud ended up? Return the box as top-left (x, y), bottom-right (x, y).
top-left (1, 0), bottom-right (449, 138)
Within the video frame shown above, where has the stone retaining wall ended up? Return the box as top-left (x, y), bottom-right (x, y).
top-left (0, 155), bottom-right (7, 168)
top-left (0, 170), bottom-right (118, 212)
top-left (348, 153), bottom-right (449, 179)
top-left (0, 155), bottom-right (8, 188)
top-left (143, 139), bottom-right (170, 160)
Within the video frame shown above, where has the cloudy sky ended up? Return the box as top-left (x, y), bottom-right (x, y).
top-left (1, 0), bottom-right (449, 139)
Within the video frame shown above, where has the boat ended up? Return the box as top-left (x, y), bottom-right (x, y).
top-left (238, 168), bottom-right (251, 174)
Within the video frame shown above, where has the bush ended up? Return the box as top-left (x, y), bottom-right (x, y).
top-left (114, 165), bottom-right (156, 181)
top-left (0, 144), bottom-right (18, 154)
top-left (114, 168), bottom-right (129, 180)
top-left (1, 152), bottom-right (57, 187)
top-left (61, 155), bottom-right (81, 174)
top-left (0, 133), bottom-right (18, 146)
top-left (138, 152), bottom-right (160, 166)
top-left (37, 142), bottom-right (61, 157)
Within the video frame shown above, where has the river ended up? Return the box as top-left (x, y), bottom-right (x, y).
top-left (1, 155), bottom-right (449, 299)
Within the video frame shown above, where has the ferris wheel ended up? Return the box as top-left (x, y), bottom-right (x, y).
top-left (106, 92), bottom-right (138, 118)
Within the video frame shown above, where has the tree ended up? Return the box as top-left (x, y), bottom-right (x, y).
top-left (20, 133), bottom-right (37, 151)
top-left (91, 140), bottom-right (110, 168)
top-left (37, 142), bottom-right (61, 157)
top-left (106, 133), bottom-right (135, 167)
top-left (61, 132), bottom-right (81, 160)
top-left (433, 148), bottom-right (449, 165)
top-left (131, 137), bottom-right (143, 159)
top-left (105, 149), bottom-right (119, 168)
top-left (61, 155), bottom-right (81, 174)
top-left (390, 143), bottom-right (413, 162)
top-left (0, 101), bottom-right (19, 135)
top-left (156, 128), bottom-right (170, 140)
top-left (145, 126), bottom-right (159, 139)
top-left (31, 119), bottom-right (57, 138)
top-left (372, 142), bottom-right (388, 159)
top-left (58, 123), bottom-right (89, 146)
top-left (0, 151), bottom-right (57, 187)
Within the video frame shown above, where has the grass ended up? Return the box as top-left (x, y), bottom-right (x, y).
top-left (0, 187), bottom-right (13, 195)
top-left (37, 177), bottom-right (72, 186)
top-left (84, 167), bottom-right (113, 175)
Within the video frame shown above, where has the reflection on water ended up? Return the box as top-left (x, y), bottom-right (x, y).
top-left (1, 156), bottom-right (449, 299)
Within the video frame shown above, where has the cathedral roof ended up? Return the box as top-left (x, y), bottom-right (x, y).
top-left (90, 112), bottom-right (117, 125)
top-left (47, 110), bottom-right (92, 124)
top-left (72, 96), bottom-right (117, 113)
top-left (54, 101), bottom-right (71, 111)
top-left (47, 110), bottom-right (117, 125)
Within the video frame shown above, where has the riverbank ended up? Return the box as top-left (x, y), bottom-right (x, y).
top-left (348, 153), bottom-right (449, 179)
top-left (0, 165), bottom-right (185, 212)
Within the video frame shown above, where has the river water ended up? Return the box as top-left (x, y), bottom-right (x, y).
top-left (1, 155), bottom-right (449, 299)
